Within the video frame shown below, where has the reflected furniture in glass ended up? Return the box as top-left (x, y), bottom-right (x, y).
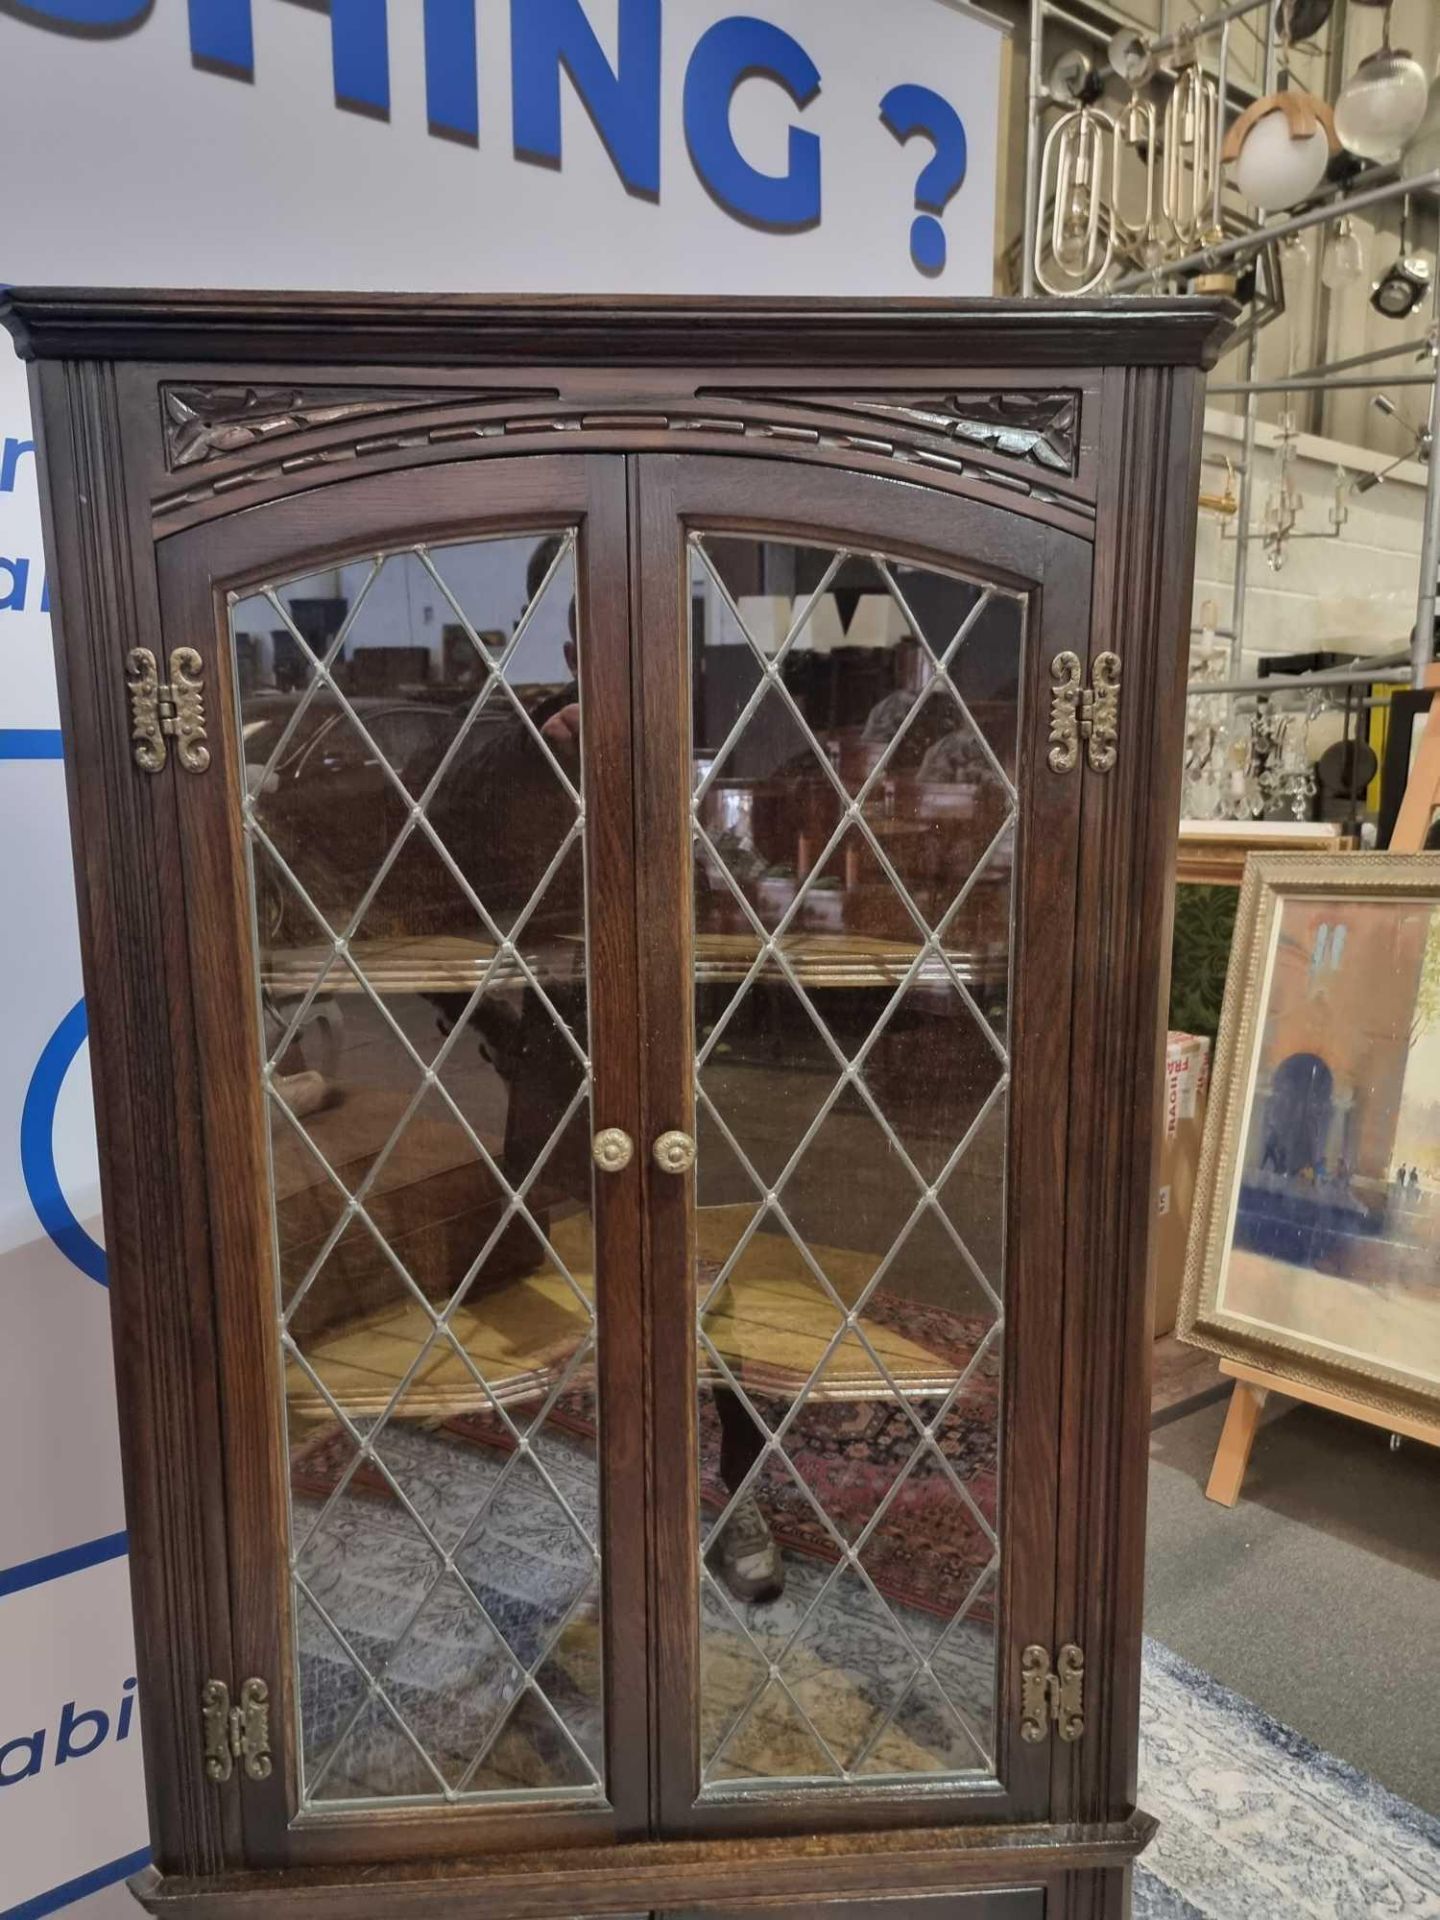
top-left (5, 291), bottom-right (1231, 1920)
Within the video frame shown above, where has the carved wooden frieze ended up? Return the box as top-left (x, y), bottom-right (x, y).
top-left (153, 387), bottom-right (1094, 530)
top-left (872, 390), bottom-right (1079, 473)
top-left (160, 383), bottom-right (532, 470)
top-left (712, 389), bottom-right (1081, 477)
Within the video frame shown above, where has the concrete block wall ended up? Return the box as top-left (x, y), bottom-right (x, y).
top-left (1193, 407), bottom-right (1429, 676)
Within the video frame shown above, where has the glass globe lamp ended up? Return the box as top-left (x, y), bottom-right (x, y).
top-left (1400, 67), bottom-right (1440, 182)
top-left (1334, 44), bottom-right (1429, 163)
top-left (1228, 100), bottom-right (1331, 211)
top-left (1320, 216), bottom-right (1365, 289)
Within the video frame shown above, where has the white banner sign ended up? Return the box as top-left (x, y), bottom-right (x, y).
top-left (0, 347), bottom-right (135, 1919)
top-left (0, 4), bottom-right (1005, 1912)
top-left (1, 0), bottom-right (1002, 295)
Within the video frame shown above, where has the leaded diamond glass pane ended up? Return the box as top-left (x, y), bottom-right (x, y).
top-left (232, 532), bottom-right (604, 1810)
top-left (689, 534), bottom-right (1021, 1792)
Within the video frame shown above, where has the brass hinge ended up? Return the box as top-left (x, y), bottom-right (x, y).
top-left (127, 646), bottom-right (211, 776)
top-left (202, 1678), bottom-right (272, 1786)
top-left (1048, 651), bottom-right (1122, 775)
top-left (1020, 1644), bottom-right (1085, 1744)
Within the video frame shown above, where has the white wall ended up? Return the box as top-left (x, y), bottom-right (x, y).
top-left (1194, 407), bottom-right (1430, 673)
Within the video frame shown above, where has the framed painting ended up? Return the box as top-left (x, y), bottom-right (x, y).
top-left (1180, 853), bottom-right (1440, 1422)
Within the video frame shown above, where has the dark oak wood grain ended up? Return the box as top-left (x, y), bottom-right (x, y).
top-left (634, 455), bottom-right (1087, 1840)
top-left (128, 1812), bottom-right (1157, 1918)
top-left (28, 357), bottom-right (239, 1876)
top-left (2, 291), bottom-right (1236, 372)
top-left (137, 377), bottom-right (1105, 546)
top-left (1051, 365), bottom-right (1209, 1831)
top-left (662, 1898), bottom-right (1048, 1920)
top-left (156, 455), bottom-right (651, 1866)
top-left (13, 293), bottom-right (1228, 1920)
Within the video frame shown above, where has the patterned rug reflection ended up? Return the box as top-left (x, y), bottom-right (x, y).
top-left (696, 1521), bottom-right (998, 1783)
top-left (289, 1281), bottom-right (1001, 1802)
top-left (697, 1284), bottom-right (1000, 1625)
top-left (290, 1419), bottom-right (603, 1802)
top-left (1135, 1640), bottom-right (1440, 1919)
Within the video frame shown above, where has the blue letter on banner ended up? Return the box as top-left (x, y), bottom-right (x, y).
top-left (684, 16), bottom-right (821, 233)
top-left (512, 0), bottom-right (661, 200)
top-left (187, 0), bottom-right (252, 74)
top-left (424, 0), bottom-right (478, 142)
top-left (56, 1700), bottom-right (110, 1766)
top-left (3, 0), bottom-right (151, 29)
top-left (331, 0), bottom-right (388, 116)
top-left (188, 0), bottom-right (390, 117)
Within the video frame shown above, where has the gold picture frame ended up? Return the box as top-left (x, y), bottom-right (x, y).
top-left (1179, 852), bottom-right (1440, 1423)
top-left (1175, 819), bottom-right (1343, 888)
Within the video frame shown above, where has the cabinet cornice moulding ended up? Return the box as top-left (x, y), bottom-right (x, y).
top-left (1, 289), bottom-right (1238, 371)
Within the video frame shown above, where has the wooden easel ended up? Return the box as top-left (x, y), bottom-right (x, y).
top-left (1205, 1360), bottom-right (1440, 1505)
top-left (1390, 665), bottom-right (1440, 854)
top-left (1205, 667), bottom-right (1440, 1505)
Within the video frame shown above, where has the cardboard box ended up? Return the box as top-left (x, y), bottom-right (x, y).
top-left (1154, 1032), bottom-right (1211, 1338)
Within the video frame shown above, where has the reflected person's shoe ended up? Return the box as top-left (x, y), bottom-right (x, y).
top-left (714, 1493), bottom-right (785, 1604)
top-left (273, 1069), bottom-right (331, 1120)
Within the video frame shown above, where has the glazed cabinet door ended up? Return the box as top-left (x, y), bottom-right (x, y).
top-left (634, 456), bottom-right (1091, 1835)
top-left (153, 454), bottom-right (648, 1866)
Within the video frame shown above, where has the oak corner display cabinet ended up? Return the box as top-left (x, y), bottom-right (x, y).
top-left (4, 288), bottom-right (1231, 1920)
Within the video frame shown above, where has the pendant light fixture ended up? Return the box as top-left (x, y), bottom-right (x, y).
top-left (1320, 215), bottom-right (1365, 288)
top-left (1222, 90), bottom-right (1337, 211)
top-left (1106, 30), bottom-right (1164, 270)
top-left (1034, 50), bottom-right (1119, 293)
top-left (1222, 2), bottom-right (1336, 214)
top-left (1400, 58), bottom-right (1440, 183)
top-left (1162, 47), bottom-right (1222, 248)
top-left (1334, 3), bottom-right (1429, 164)
top-left (1370, 197), bottom-right (1434, 319)
top-left (1274, 0), bottom-right (1332, 35)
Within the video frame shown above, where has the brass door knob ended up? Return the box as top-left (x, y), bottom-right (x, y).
top-left (653, 1130), bottom-right (697, 1175)
top-left (592, 1128), bottom-right (635, 1173)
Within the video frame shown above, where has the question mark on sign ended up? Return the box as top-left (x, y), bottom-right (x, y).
top-left (880, 83), bottom-right (968, 276)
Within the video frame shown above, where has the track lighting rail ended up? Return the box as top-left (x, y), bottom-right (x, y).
top-left (1150, 0), bottom-right (1274, 60)
top-left (1109, 166), bottom-right (1440, 293)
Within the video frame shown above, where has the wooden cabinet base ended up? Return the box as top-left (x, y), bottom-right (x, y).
top-left (131, 1816), bottom-right (1155, 1919)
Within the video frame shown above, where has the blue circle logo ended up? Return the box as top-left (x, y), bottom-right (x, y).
top-left (20, 999), bottom-right (107, 1286)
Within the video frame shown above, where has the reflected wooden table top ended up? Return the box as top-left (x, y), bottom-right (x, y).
top-left (262, 932), bottom-right (1005, 995)
top-left (285, 1206), bottom-right (963, 1426)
